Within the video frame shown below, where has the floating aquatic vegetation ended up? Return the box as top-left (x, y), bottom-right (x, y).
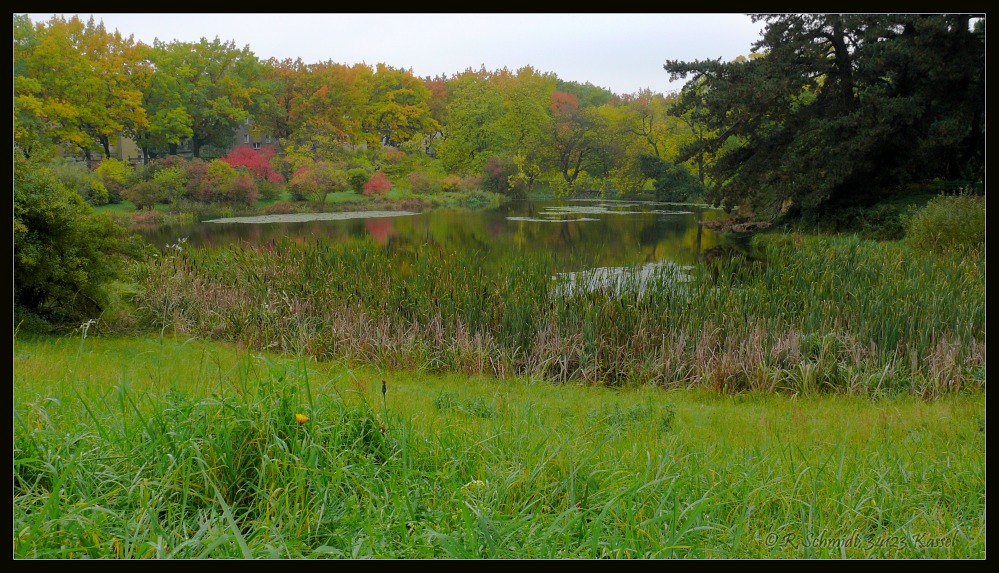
top-left (506, 216), bottom-right (600, 223)
top-left (543, 206), bottom-right (644, 215)
top-left (507, 203), bottom-right (691, 221)
top-left (205, 211), bottom-right (420, 224)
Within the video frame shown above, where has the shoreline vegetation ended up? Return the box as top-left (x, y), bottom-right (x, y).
top-left (126, 228), bottom-right (983, 398)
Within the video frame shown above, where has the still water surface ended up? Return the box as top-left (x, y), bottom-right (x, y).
top-left (139, 199), bottom-right (742, 274)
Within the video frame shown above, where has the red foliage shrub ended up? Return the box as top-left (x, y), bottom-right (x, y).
top-left (223, 172), bottom-right (260, 205)
top-left (222, 146), bottom-right (284, 183)
top-left (362, 171), bottom-right (392, 196)
top-left (288, 166), bottom-right (319, 201)
top-left (182, 159), bottom-right (209, 201)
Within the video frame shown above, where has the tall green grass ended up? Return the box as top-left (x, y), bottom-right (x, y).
top-left (128, 231), bottom-right (984, 398)
top-left (14, 334), bottom-right (985, 558)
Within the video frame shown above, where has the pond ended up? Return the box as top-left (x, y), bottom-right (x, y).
top-left (139, 199), bottom-right (744, 277)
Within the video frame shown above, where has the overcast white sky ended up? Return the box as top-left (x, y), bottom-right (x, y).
top-left (21, 13), bottom-right (766, 96)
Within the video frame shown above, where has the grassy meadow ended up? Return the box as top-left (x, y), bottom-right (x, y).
top-left (13, 333), bottom-right (985, 558)
top-left (14, 229), bottom-right (986, 558)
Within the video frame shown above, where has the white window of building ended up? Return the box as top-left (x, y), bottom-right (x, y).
top-left (243, 134), bottom-right (250, 143)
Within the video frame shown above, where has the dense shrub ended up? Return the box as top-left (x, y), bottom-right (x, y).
top-left (48, 158), bottom-right (107, 205)
top-left (222, 146), bottom-right (284, 184)
top-left (482, 155), bottom-right (516, 195)
top-left (88, 180), bottom-right (110, 206)
top-left (14, 154), bottom-right (143, 326)
top-left (362, 170), bottom-right (392, 196)
top-left (122, 180), bottom-right (166, 210)
top-left (288, 165), bottom-right (319, 202)
top-left (147, 154), bottom-right (187, 175)
top-left (222, 172), bottom-right (260, 206)
top-left (257, 179), bottom-right (283, 202)
top-left (407, 170), bottom-right (442, 194)
top-left (441, 173), bottom-right (482, 193)
top-left (94, 158), bottom-right (133, 203)
top-left (904, 193), bottom-right (985, 254)
top-left (347, 167), bottom-right (370, 194)
top-left (152, 166), bottom-right (187, 206)
top-left (196, 159), bottom-right (238, 203)
top-left (181, 158), bottom-right (209, 200)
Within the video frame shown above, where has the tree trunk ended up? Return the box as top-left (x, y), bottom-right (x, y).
top-left (99, 135), bottom-right (112, 159)
top-left (826, 16), bottom-right (856, 113)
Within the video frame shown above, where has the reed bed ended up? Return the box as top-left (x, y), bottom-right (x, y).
top-left (13, 335), bottom-right (986, 558)
top-left (130, 232), bottom-right (984, 398)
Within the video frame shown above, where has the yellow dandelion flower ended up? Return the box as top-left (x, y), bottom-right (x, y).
top-left (295, 413), bottom-right (309, 425)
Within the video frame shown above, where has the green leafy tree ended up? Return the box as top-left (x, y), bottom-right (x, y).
top-left (639, 154), bottom-right (704, 202)
top-left (347, 168), bottom-right (371, 194)
top-left (433, 68), bottom-right (509, 174)
top-left (131, 42), bottom-right (193, 162)
top-left (499, 66), bottom-right (557, 195)
top-left (152, 37), bottom-right (268, 158)
top-left (665, 14), bottom-right (985, 219)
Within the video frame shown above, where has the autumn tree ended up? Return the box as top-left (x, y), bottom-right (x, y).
top-left (258, 57), bottom-right (309, 142)
top-left (555, 79), bottom-right (615, 108)
top-left (365, 63), bottom-right (439, 149)
top-left (14, 15), bottom-right (150, 162)
top-left (422, 74), bottom-right (450, 151)
top-left (13, 14), bottom-right (52, 160)
top-left (548, 91), bottom-right (610, 195)
top-left (362, 171), bottom-right (393, 196)
top-left (283, 61), bottom-right (373, 156)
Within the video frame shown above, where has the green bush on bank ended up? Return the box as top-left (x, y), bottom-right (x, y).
top-left (904, 193), bottom-right (985, 255)
top-left (14, 154), bottom-right (147, 329)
